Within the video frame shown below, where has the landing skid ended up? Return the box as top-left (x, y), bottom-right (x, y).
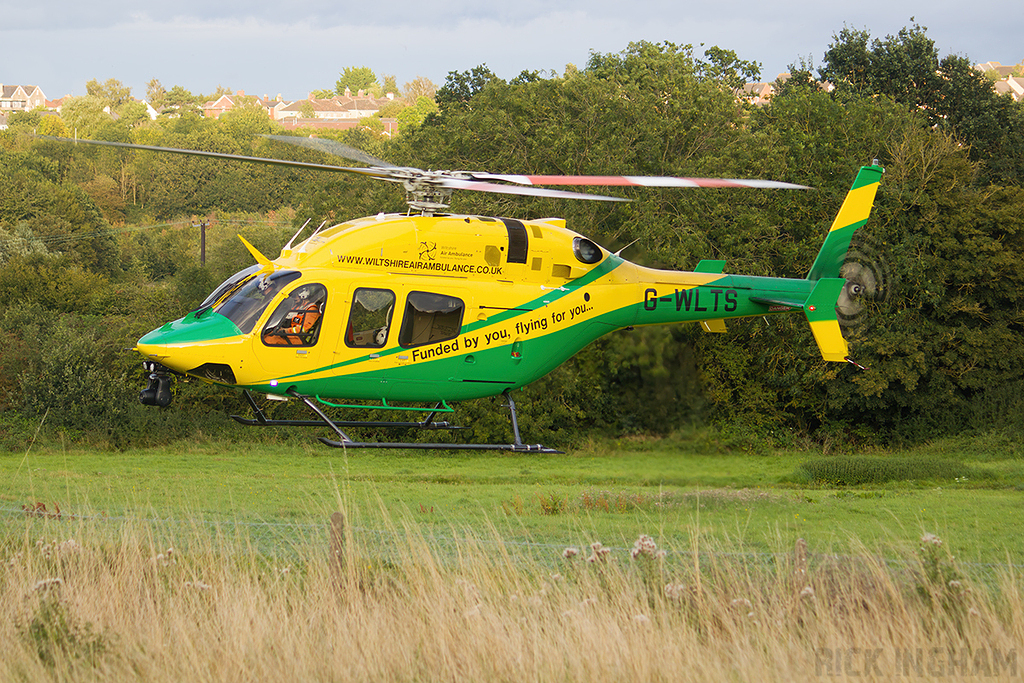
top-left (233, 389), bottom-right (562, 453)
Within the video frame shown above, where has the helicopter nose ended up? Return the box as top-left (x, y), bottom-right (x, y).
top-left (135, 309), bottom-right (244, 372)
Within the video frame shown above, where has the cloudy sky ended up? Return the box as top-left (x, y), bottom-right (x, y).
top-left (3, 0), bottom-right (1020, 101)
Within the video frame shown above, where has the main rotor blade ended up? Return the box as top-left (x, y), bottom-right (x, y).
top-left (441, 178), bottom-right (629, 202)
top-left (262, 134), bottom-right (394, 167)
top-left (37, 136), bottom-right (370, 175)
top-left (473, 174), bottom-right (811, 190)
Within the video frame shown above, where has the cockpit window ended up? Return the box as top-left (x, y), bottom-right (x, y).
top-left (399, 291), bottom-right (464, 347)
top-left (199, 264), bottom-right (262, 310)
top-left (214, 270), bottom-right (301, 334)
top-left (346, 288), bottom-right (394, 348)
top-left (262, 283), bottom-right (328, 347)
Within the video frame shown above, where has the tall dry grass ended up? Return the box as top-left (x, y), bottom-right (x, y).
top-left (2, 505), bottom-right (1022, 682)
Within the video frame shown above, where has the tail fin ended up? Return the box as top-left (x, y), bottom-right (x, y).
top-left (805, 163), bottom-right (884, 363)
top-left (807, 164), bottom-right (884, 281)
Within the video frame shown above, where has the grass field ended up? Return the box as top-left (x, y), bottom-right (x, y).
top-left (3, 431), bottom-right (1024, 681)
top-left (4, 431), bottom-right (1024, 565)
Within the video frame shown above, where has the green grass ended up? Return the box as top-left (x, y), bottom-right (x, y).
top-left (3, 433), bottom-right (1024, 565)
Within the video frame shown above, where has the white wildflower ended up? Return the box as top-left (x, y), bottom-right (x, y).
top-left (33, 577), bottom-right (63, 593)
top-left (664, 583), bottom-right (686, 600)
top-left (631, 534), bottom-right (658, 559)
top-left (58, 539), bottom-right (81, 554)
top-left (587, 542), bottom-right (612, 563)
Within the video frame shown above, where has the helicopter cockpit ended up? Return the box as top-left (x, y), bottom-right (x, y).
top-left (208, 269), bottom-right (301, 335)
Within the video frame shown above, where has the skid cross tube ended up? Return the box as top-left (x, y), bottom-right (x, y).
top-left (318, 389), bottom-right (560, 453)
top-left (230, 391), bottom-right (464, 430)
top-left (232, 389), bottom-right (560, 452)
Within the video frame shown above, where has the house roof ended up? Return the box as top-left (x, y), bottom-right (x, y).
top-left (2, 84), bottom-right (44, 100)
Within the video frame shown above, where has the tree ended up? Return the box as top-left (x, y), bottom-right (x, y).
top-left (403, 76), bottom-right (437, 101)
top-left (86, 78), bottom-right (133, 110)
top-left (395, 96), bottom-right (438, 131)
top-left (60, 95), bottom-right (112, 137)
top-left (335, 67), bottom-right (379, 96)
top-left (146, 78), bottom-right (167, 109)
top-left (820, 23), bottom-right (1024, 183)
top-left (434, 65), bottom-right (499, 112)
top-left (161, 85), bottom-right (204, 116)
top-left (698, 46), bottom-right (761, 88)
top-left (6, 111), bottom-right (42, 130)
top-left (37, 115), bottom-right (67, 137)
top-left (118, 100), bottom-right (150, 128)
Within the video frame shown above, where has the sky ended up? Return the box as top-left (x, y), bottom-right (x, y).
top-left (2, 0), bottom-right (1020, 101)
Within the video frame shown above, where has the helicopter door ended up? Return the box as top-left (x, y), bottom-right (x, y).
top-left (334, 287), bottom-right (396, 397)
top-left (384, 290), bottom-right (466, 399)
top-left (255, 282), bottom-right (329, 379)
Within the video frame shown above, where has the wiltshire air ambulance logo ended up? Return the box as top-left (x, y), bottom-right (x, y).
top-left (419, 241), bottom-right (437, 261)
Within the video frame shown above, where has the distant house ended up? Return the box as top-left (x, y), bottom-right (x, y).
top-left (993, 76), bottom-right (1024, 102)
top-left (974, 62), bottom-right (1024, 102)
top-left (738, 81), bottom-right (775, 105)
top-left (1, 84), bottom-right (46, 112)
top-left (735, 74), bottom-right (833, 106)
top-left (203, 90), bottom-right (281, 119)
top-left (45, 95), bottom-right (72, 112)
top-left (276, 90), bottom-right (393, 121)
top-left (975, 61), bottom-right (1018, 78)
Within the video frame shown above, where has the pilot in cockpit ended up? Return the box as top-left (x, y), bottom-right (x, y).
top-left (263, 285), bottom-right (326, 346)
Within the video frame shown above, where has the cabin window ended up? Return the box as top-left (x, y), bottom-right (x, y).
top-left (216, 270), bottom-right (302, 334)
top-left (346, 288), bottom-right (395, 348)
top-left (262, 283), bottom-right (328, 347)
top-left (399, 291), bottom-right (465, 347)
top-left (573, 237), bottom-right (603, 264)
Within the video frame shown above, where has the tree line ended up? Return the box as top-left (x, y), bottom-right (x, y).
top-left (1, 26), bottom-right (1022, 449)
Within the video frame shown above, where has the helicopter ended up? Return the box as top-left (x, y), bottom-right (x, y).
top-left (46, 135), bottom-right (883, 452)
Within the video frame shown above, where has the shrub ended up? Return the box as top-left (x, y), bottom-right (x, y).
top-left (797, 455), bottom-right (988, 486)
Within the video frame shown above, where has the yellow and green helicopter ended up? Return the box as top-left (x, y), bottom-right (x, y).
top-left (51, 135), bottom-right (883, 452)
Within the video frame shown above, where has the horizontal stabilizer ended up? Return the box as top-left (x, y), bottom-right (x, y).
top-left (694, 259), bottom-right (727, 274)
top-left (750, 296), bottom-right (803, 309)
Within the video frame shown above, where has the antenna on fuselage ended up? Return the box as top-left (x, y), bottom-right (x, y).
top-left (283, 218), bottom-right (312, 252)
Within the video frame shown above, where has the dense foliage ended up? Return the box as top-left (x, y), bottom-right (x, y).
top-left (1, 30), bottom-right (1022, 449)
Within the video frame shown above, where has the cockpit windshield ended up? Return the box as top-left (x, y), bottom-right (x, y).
top-left (199, 264), bottom-right (263, 310)
top-left (214, 270), bottom-right (301, 334)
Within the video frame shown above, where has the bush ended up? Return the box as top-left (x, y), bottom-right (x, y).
top-left (797, 455), bottom-right (988, 486)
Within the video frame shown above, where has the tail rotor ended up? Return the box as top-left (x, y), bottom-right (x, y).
top-left (836, 236), bottom-right (895, 339)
